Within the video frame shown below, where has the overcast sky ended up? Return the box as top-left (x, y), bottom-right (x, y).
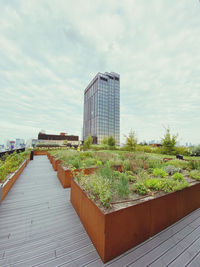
top-left (0, 0), bottom-right (200, 145)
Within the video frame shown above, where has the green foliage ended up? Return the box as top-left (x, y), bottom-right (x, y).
top-left (164, 165), bottom-right (181, 175)
top-left (166, 160), bottom-right (188, 169)
top-left (145, 178), bottom-right (163, 191)
top-left (161, 128), bottom-right (178, 155)
top-left (115, 173), bottom-right (130, 198)
top-left (188, 160), bottom-right (200, 170)
top-left (83, 135), bottom-right (93, 149)
top-left (132, 182), bottom-right (148, 195)
top-left (101, 137), bottom-right (109, 145)
top-left (175, 146), bottom-right (191, 156)
top-left (0, 151), bottom-right (28, 182)
top-left (125, 171), bottom-right (136, 182)
top-left (161, 179), bottom-right (189, 193)
top-left (153, 168), bottom-right (168, 178)
top-left (124, 131), bottom-right (137, 151)
top-left (107, 136), bottom-right (116, 147)
top-left (189, 170), bottom-right (200, 181)
top-left (190, 145), bottom-right (200, 156)
top-left (122, 159), bottom-right (131, 172)
top-left (171, 172), bottom-right (185, 182)
top-left (147, 159), bottom-right (164, 169)
top-left (75, 173), bottom-right (111, 208)
top-left (101, 136), bottom-right (116, 149)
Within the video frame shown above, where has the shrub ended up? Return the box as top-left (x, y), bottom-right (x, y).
top-left (188, 160), bottom-right (200, 170)
top-left (171, 172), bottom-right (185, 182)
top-left (145, 178), bottom-right (163, 191)
top-left (132, 182), bottom-right (148, 195)
top-left (190, 145), bottom-right (200, 156)
top-left (165, 160), bottom-right (188, 170)
top-left (189, 170), bottom-right (200, 181)
top-left (83, 135), bottom-right (93, 149)
top-left (161, 179), bottom-right (189, 193)
top-left (164, 165), bottom-right (181, 175)
top-left (125, 171), bottom-right (136, 182)
top-left (153, 168), bottom-right (168, 178)
top-left (161, 128), bottom-right (178, 155)
top-left (124, 131), bottom-right (137, 151)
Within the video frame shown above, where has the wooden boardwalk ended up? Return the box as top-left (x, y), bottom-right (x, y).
top-left (0, 156), bottom-right (200, 266)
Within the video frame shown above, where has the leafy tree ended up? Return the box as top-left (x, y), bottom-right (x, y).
top-left (101, 136), bottom-right (116, 148)
top-left (83, 135), bottom-right (93, 149)
top-left (107, 136), bottom-right (116, 147)
top-left (101, 137), bottom-right (109, 145)
top-left (125, 131), bottom-right (137, 151)
top-left (161, 128), bottom-right (178, 155)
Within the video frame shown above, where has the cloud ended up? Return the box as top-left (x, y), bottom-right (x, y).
top-left (0, 0), bottom-right (200, 145)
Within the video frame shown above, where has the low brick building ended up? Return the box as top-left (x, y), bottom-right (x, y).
top-left (38, 132), bottom-right (79, 147)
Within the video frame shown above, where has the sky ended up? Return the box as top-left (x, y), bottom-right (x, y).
top-left (0, 0), bottom-right (200, 146)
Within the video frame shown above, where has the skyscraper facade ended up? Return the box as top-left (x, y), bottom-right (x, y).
top-left (83, 72), bottom-right (120, 146)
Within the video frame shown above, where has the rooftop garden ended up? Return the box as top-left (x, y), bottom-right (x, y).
top-left (72, 151), bottom-right (200, 212)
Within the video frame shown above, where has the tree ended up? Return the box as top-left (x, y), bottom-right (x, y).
top-left (107, 136), bottom-right (116, 148)
top-left (125, 131), bottom-right (137, 151)
top-left (101, 136), bottom-right (116, 148)
top-left (101, 137), bottom-right (109, 145)
top-left (83, 135), bottom-right (93, 149)
top-left (161, 128), bottom-right (178, 155)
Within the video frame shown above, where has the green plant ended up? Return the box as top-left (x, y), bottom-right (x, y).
top-left (124, 131), bottom-right (137, 151)
top-left (190, 145), bottom-right (200, 156)
top-left (153, 168), bottom-right (168, 178)
top-left (122, 160), bottom-right (131, 172)
top-left (188, 160), bottom-right (200, 170)
top-left (161, 179), bottom-right (189, 193)
top-left (164, 165), bottom-right (181, 175)
top-left (161, 128), bottom-right (178, 155)
top-left (189, 170), bottom-right (200, 181)
top-left (145, 178), bottom-right (163, 191)
top-left (107, 136), bottom-right (116, 148)
top-left (171, 172), bottom-right (185, 182)
top-left (83, 135), bottom-right (93, 149)
top-left (132, 182), bottom-right (148, 195)
top-left (166, 160), bottom-right (188, 169)
top-left (115, 173), bottom-right (130, 198)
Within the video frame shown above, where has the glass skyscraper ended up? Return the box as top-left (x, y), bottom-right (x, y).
top-left (83, 72), bottom-right (120, 146)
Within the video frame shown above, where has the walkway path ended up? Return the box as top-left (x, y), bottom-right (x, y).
top-left (0, 156), bottom-right (200, 266)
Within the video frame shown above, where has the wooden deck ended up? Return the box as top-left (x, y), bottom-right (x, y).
top-left (0, 156), bottom-right (200, 266)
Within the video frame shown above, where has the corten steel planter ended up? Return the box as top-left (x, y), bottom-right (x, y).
top-left (57, 164), bottom-right (97, 188)
top-left (52, 157), bottom-right (61, 171)
top-left (70, 179), bottom-right (200, 263)
top-left (0, 159), bottom-right (29, 202)
top-left (49, 154), bottom-right (54, 164)
top-left (34, 150), bottom-right (48, 156)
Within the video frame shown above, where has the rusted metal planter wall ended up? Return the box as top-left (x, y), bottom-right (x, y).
top-left (34, 151), bottom-right (48, 156)
top-left (0, 159), bottom-right (29, 202)
top-left (70, 179), bottom-right (200, 263)
top-left (57, 164), bottom-right (97, 188)
top-left (51, 157), bottom-right (61, 171)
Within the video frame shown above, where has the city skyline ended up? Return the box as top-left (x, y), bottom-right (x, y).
top-left (0, 1), bottom-right (200, 145)
top-left (83, 72), bottom-right (120, 145)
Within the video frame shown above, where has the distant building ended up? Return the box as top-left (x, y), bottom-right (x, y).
top-left (83, 72), bottom-right (120, 145)
top-left (38, 132), bottom-right (79, 147)
top-left (7, 140), bottom-right (15, 150)
top-left (15, 138), bottom-right (25, 148)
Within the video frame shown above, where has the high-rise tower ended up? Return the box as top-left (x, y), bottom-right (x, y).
top-left (83, 72), bottom-right (120, 146)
